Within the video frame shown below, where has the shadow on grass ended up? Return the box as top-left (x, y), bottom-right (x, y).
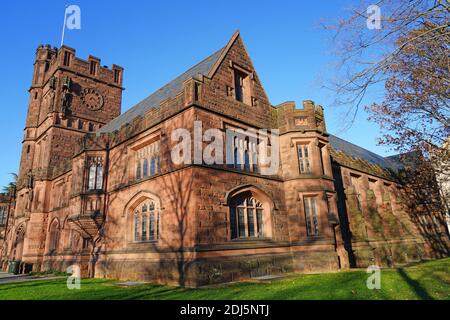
top-left (396, 268), bottom-right (434, 300)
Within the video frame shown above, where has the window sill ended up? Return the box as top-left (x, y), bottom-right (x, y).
top-left (134, 172), bottom-right (162, 183)
top-left (230, 237), bottom-right (271, 242)
top-left (83, 189), bottom-right (104, 195)
top-left (130, 240), bottom-right (159, 244)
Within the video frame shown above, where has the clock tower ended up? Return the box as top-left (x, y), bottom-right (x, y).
top-left (7, 44), bottom-right (123, 268)
top-left (17, 44), bottom-right (124, 191)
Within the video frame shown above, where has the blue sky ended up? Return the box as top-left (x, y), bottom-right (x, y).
top-left (0, 0), bottom-right (393, 187)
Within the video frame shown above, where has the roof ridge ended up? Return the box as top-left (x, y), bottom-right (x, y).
top-left (329, 134), bottom-right (385, 158)
top-left (329, 134), bottom-right (400, 170)
top-left (134, 46), bottom-right (225, 105)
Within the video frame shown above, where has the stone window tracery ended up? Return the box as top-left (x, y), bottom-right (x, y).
top-left (133, 200), bottom-right (159, 242)
top-left (229, 192), bottom-right (265, 239)
top-left (135, 141), bottom-right (160, 180)
top-left (231, 136), bottom-right (258, 173)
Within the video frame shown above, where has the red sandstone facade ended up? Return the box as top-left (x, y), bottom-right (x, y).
top-left (1, 32), bottom-right (448, 286)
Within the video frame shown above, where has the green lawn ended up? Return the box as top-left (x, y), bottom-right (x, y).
top-left (0, 258), bottom-right (448, 300)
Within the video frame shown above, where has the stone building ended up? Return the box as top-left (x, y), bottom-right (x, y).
top-left (1, 31), bottom-right (448, 286)
top-left (0, 194), bottom-right (10, 245)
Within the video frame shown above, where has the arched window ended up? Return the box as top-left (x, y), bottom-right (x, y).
top-left (252, 153), bottom-right (258, 172)
top-left (143, 159), bottom-right (148, 177)
top-left (244, 150), bottom-right (250, 172)
top-left (134, 210), bottom-right (140, 241)
top-left (49, 220), bottom-right (60, 252)
top-left (229, 192), bottom-right (267, 239)
top-left (233, 146), bottom-right (239, 169)
top-left (12, 224), bottom-right (26, 261)
top-left (142, 204), bottom-right (148, 240)
top-left (135, 141), bottom-right (160, 180)
top-left (133, 200), bottom-right (159, 242)
top-left (136, 161), bottom-right (142, 180)
top-left (88, 165), bottom-right (96, 190)
top-left (150, 158), bottom-right (156, 176)
top-left (96, 165), bottom-right (103, 189)
top-left (231, 136), bottom-right (239, 169)
top-left (156, 155), bottom-right (161, 173)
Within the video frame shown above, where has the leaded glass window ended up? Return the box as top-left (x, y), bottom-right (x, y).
top-left (229, 193), bottom-right (265, 239)
top-left (133, 200), bottom-right (159, 242)
top-left (304, 197), bottom-right (319, 236)
top-left (297, 144), bottom-right (311, 174)
top-left (135, 141), bottom-right (160, 179)
top-left (87, 157), bottom-right (103, 190)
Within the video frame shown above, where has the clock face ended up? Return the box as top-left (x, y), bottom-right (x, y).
top-left (81, 88), bottom-right (104, 111)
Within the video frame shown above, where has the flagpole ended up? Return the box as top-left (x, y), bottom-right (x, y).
top-left (60, 5), bottom-right (68, 47)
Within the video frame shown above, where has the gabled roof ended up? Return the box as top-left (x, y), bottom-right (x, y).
top-left (329, 134), bottom-right (401, 171)
top-left (97, 31), bottom-right (244, 134)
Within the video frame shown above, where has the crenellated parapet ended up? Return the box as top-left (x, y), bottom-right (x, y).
top-left (31, 44), bottom-right (123, 90)
top-left (94, 75), bottom-right (201, 148)
top-left (274, 100), bottom-right (326, 135)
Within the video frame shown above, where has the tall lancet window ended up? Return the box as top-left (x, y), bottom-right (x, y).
top-left (96, 165), bottom-right (103, 189)
top-left (88, 165), bottom-right (96, 190)
top-left (143, 159), bottom-right (149, 178)
top-left (304, 197), bottom-right (319, 236)
top-left (49, 220), bottom-right (60, 252)
top-left (87, 156), bottom-right (104, 190)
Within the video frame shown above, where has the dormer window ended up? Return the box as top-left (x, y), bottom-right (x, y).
top-left (231, 63), bottom-right (252, 105)
top-left (234, 69), bottom-right (247, 103)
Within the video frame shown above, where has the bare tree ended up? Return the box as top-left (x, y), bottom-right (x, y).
top-left (326, 0), bottom-right (450, 239)
top-left (326, 0), bottom-right (449, 126)
top-left (366, 22), bottom-right (449, 155)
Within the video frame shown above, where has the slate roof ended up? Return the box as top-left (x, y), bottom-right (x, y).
top-left (329, 134), bottom-right (401, 171)
top-left (97, 47), bottom-right (225, 134)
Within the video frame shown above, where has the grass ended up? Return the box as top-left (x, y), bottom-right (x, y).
top-left (0, 258), bottom-right (448, 300)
